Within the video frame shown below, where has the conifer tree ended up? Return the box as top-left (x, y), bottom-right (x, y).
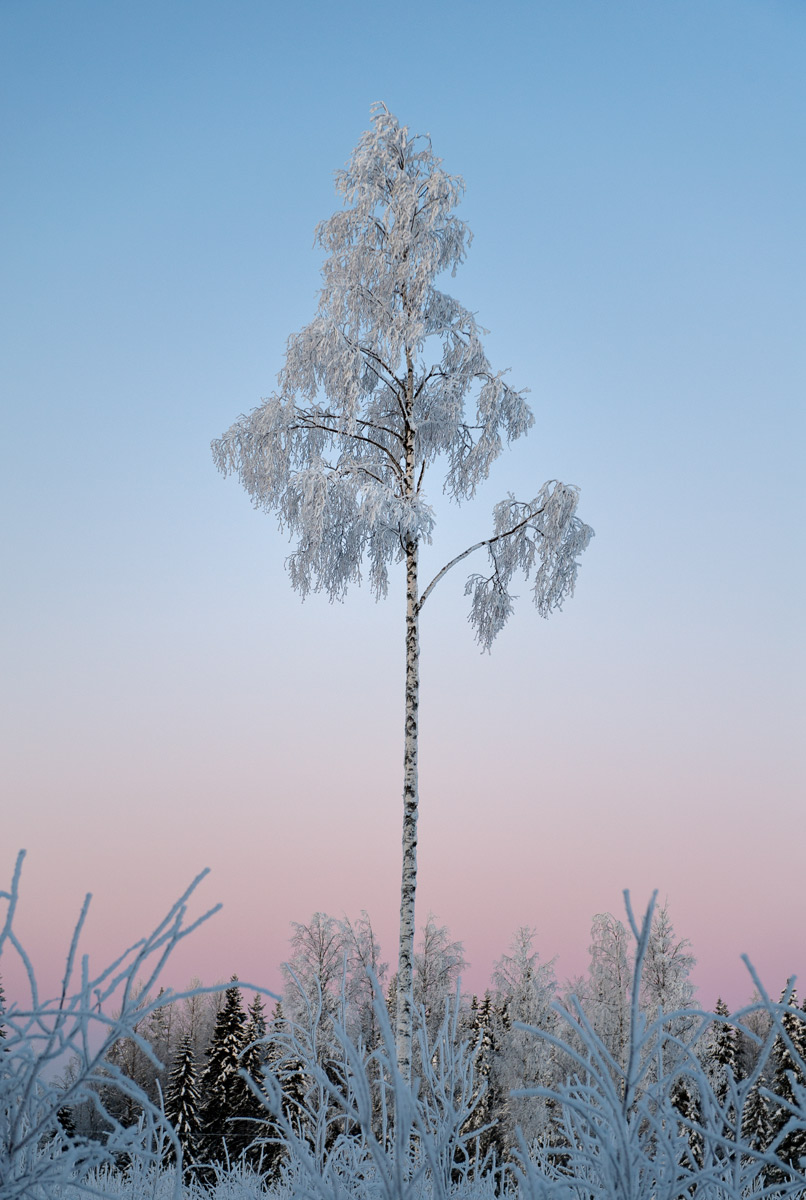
top-left (711, 999), bottom-right (738, 1081)
top-left (464, 992), bottom-right (504, 1164)
top-left (741, 1080), bottom-right (772, 1158)
top-left (671, 1077), bottom-right (704, 1169)
top-left (471, 994), bottom-right (494, 1086)
top-left (703, 998), bottom-right (739, 1113)
top-left (242, 992), bottom-right (268, 1101)
top-left (240, 993), bottom-right (274, 1170)
top-left (464, 994), bottom-right (479, 1044)
top-left (199, 979), bottom-right (253, 1167)
top-left (264, 1000), bottom-right (309, 1146)
top-left (245, 993), bottom-right (267, 1045)
top-left (769, 987), bottom-right (806, 1175)
top-left (164, 1033), bottom-right (202, 1172)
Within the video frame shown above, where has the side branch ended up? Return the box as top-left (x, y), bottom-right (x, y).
top-left (339, 330), bottom-right (407, 405)
top-left (416, 507), bottom-right (544, 614)
top-left (293, 416), bottom-right (405, 483)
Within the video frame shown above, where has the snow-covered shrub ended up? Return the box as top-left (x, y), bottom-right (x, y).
top-left (509, 892), bottom-right (806, 1200)
top-left (0, 851), bottom-right (222, 1199)
top-left (254, 972), bottom-right (498, 1200)
top-left (39, 1152), bottom-right (272, 1200)
top-left (4, 857), bottom-right (805, 1200)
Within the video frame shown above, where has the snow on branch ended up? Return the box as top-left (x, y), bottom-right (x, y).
top-left (0, 851), bottom-right (224, 1199)
top-left (418, 481), bottom-right (593, 650)
top-left (212, 106), bottom-right (543, 608)
top-left (465, 483), bottom-right (594, 650)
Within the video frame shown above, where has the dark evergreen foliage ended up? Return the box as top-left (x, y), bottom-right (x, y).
top-left (238, 993), bottom-right (276, 1171)
top-left (56, 1105), bottom-right (76, 1139)
top-left (741, 1079), bottom-right (772, 1156)
top-left (702, 997), bottom-right (740, 1156)
top-left (46, 908), bottom-right (804, 1190)
top-left (671, 1076), bottom-right (704, 1169)
top-left (245, 993), bottom-right (267, 1045)
top-left (198, 978), bottom-right (254, 1168)
top-left (464, 992), bottom-right (505, 1165)
top-left (769, 988), bottom-right (806, 1175)
top-left (711, 997), bottom-right (739, 1093)
top-left (264, 1001), bottom-right (310, 1145)
top-left (164, 1033), bottom-right (202, 1172)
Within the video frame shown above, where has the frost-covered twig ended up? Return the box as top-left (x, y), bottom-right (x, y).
top-left (0, 850), bottom-right (221, 1200)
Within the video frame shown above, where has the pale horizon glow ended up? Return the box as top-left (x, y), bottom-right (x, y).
top-left (1, 0), bottom-right (804, 1017)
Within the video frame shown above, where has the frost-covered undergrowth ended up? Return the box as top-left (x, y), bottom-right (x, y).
top-left (0, 852), bottom-right (228, 1200)
top-left (2, 858), bottom-right (805, 1200)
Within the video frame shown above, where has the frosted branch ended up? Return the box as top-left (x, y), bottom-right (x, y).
top-left (418, 482), bottom-right (593, 649)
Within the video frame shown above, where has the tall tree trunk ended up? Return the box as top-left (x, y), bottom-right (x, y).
top-left (396, 535), bottom-right (419, 1084)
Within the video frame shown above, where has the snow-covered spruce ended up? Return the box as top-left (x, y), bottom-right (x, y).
top-left (163, 1034), bottom-right (201, 1172)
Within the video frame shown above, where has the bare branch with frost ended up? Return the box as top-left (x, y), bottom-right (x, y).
top-left (0, 850), bottom-right (274, 1199)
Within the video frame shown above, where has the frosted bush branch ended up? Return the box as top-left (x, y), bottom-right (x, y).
top-left (508, 893), bottom-right (806, 1200)
top-left (251, 971), bottom-right (493, 1200)
top-left (4, 869), bottom-right (806, 1199)
top-left (0, 850), bottom-right (222, 1200)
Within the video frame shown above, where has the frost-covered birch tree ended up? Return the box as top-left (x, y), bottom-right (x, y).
top-left (491, 927), bottom-right (558, 1145)
top-left (575, 912), bottom-right (632, 1073)
top-left (213, 105), bottom-right (593, 1084)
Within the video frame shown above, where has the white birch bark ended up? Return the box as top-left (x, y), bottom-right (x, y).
top-left (396, 354), bottom-right (419, 1084)
top-left (396, 535), bottom-right (419, 1084)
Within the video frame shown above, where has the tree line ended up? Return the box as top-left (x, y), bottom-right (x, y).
top-left (50, 903), bottom-right (806, 1184)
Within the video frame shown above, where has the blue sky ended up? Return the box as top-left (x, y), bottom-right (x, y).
top-left (2, 0), bottom-right (804, 1006)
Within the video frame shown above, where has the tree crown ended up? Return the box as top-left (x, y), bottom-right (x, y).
top-left (213, 105), bottom-right (592, 646)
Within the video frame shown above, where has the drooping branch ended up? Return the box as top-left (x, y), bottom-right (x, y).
top-left (351, 414), bottom-right (406, 448)
top-left (291, 415), bottom-right (406, 483)
top-left (417, 505), bottom-right (545, 614)
top-left (306, 406), bottom-right (406, 447)
top-left (345, 334), bottom-right (406, 400)
top-left (418, 483), bottom-right (593, 649)
top-left (340, 332), bottom-right (409, 423)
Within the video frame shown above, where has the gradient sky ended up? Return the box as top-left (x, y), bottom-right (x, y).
top-left (2, 0), bottom-right (804, 1014)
